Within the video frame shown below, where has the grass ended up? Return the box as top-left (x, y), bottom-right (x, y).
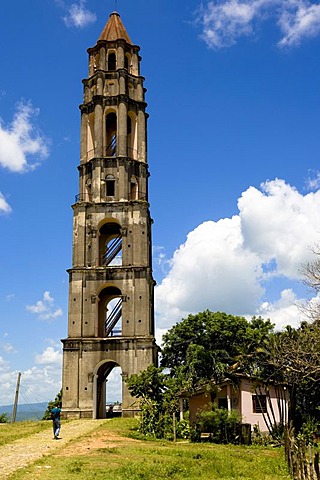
top-left (0, 420), bottom-right (51, 446)
top-left (8, 419), bottom-right (291, 480)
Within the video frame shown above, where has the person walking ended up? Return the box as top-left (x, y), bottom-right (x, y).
top-left (50, 403), bottom-right (62, 439)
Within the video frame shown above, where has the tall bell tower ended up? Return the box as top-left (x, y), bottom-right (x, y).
top-left (62, 12), bottom-right (158, 419)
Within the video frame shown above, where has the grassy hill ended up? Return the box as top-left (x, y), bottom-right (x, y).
top-left (1, 418), bottom-right (291, 479)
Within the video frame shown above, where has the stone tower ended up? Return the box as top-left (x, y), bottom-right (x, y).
top-left (62, 12), bottom-right (158, 419)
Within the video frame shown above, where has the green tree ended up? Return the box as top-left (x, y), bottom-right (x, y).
top-left (0, 413), bottom-right (9, 423)
top-left (127, 365), bottom-right (177, 438)
top-left (161, 310), bottom-right (274, 388)
top-left (267, 321), bottom-right (320, 430)
top-left (127, 311), bottom-right (275, 439)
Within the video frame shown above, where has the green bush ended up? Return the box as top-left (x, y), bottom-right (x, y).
top-left (299, 417), bottom-right (320, 445)
top-left (193, 404), bottom-right (242, 444)
top-left (0, 413), bottom-right (9, 423)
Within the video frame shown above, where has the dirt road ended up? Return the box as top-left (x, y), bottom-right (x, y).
top-left (0, 419), bottom-right (106, 479)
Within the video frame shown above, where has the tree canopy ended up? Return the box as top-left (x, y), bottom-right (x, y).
top-left (161, 310), bottom-right (274, 388)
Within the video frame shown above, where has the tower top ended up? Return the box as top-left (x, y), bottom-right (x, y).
top-left (98, 11), bottom-right (132, 44)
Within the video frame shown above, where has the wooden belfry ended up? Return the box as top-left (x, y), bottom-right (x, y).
top-left (62, 12), bottom-right (158, 418)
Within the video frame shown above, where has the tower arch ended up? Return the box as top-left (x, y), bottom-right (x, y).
top-left (98, 221), bottom-right (122, 267)
top-left (93, 359), bottom-right (121, 419)
top-left (98, 286), bottom-right (123, 337)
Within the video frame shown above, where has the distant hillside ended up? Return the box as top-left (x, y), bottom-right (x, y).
top-left (0, 402), bottom-right (48, 421)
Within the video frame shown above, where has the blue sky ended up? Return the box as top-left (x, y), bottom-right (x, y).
top-left (1, 0), bottom-right (320, 406)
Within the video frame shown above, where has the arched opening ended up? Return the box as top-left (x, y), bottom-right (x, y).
top-left (84, 163), bottom-right (92, 201)
top-left (108, 52), bottom-right (116, 71)
top-left (106, 112), bottom-right (117, 156)
top-left (127, 113), bottom-right (137, 159)
top-left (99, 222), bottom-right (122, 266)
top-left (98, 286), bottom-right (123, 337)
top-left (124, 53), bottom-right (131, 72)
top-left (87, 113), bottom-right (95, 160)
top-left (130, 176), bottom-right (138, 200)
top-left (105, 174), bottom-right (115, 197)
top-left (94, 361), bottom-right (122, 419)
top-left (94, 52), bottom-right (100, 71)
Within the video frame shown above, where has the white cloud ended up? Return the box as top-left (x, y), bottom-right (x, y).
top-left (26, 291), bottom-right (63, 321)
top-left (63, 0), bottom-right (96, 28)
top-left (153, 245), bottom-right (172, 275)
top-left (0, 101), bottom-right (48, 173)
top-left (155, 179), bottom-right (320, 329)
top-left (35, 346), bottom-right (62, 366)
top-left (1, 343), bottom-right (15, 354)
top-left (278, 1), bottom-right (320, 47)
top-left (305, 169), bottom-right (320, 191)
top-left (0, 344), bottom-right (62, 405)
top-left (0, 356), bottom-right (10, 373)
top-left (106, 367), bottom-right (122, 403)
top-left (0, 192), bottom-right (12, 214)
top-left (196, 0), bottom-right (320, 49)
top-left (239, 179), bottom-right (320, 278)
top-left (257, 289), bottom-right (304, 330)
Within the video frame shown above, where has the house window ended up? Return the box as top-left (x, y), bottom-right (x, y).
top-left (252, 395), bottom-right (267, 413)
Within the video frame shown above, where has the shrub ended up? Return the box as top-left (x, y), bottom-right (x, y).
top-left (0, 413), bottom-right (9, 423)
top-left (193, 404), bottom-right (242, 444)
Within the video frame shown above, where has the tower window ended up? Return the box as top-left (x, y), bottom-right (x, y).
top-left (108, 52), bottom-right (116, 71)
top-left (106, 112), bottom-right (117, 156)
top-left (127, 116), bottom-right (132, 135)
top-left (106, 174), bottom-right (115, 196)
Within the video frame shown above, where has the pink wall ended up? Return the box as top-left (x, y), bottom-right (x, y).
top-left (187, 379), bottom-right (289, 432)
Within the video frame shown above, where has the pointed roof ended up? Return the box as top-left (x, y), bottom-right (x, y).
top-left (98, 12), bottom-right (132, 45)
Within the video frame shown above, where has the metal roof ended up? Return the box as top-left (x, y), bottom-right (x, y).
top-left (98, 12), bottom-right (132, 45)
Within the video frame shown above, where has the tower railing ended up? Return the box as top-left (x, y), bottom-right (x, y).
top-left (106, 136), bottom-right (117, 156)
top-left (82, 146), bottom-right (139, 160)
top-left (105, 298), bottom-right (122, 336)
top-left (101, 236), bottom-right (122, 266)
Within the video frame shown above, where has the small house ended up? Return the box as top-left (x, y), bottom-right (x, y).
top-left (181, 376), bottom-right (289, 433)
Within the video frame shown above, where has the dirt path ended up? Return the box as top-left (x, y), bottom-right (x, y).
top-left (0, 419), bottom-right (107, 479)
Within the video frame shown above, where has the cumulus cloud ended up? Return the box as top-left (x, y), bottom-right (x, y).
top-left (239, 179), bottom-right (320, 278)
top-left (0, 192), bottom-right (12, 214)
top-left (155, 179), bottom-right (320, 330)
top-left (196, 0), bottom-right (320, 49)
top-left (0, 101), bottom-right (48, 173)
top-left (26, 291), bottom-right (63, 321)
top-left (257, 289), bottom-right (304, 330)
top-left (35, 346), bottom-right (62, 366)
top-left (63, 0), bottom-right (96, 28)
top-left (0, 343), bottom-right (63, 405)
